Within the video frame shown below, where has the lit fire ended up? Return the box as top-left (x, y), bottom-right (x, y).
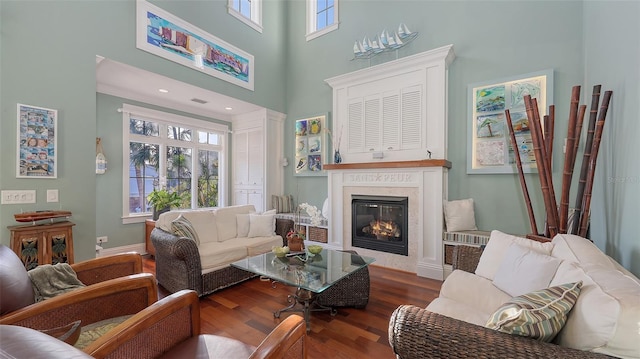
top-left (363, 220), bottom-right (401, 238)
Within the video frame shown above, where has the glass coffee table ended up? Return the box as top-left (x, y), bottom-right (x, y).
top-left (231, 248), bottom-right (375, 332)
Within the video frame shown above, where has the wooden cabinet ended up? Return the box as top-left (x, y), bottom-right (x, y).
top-left (231, 109), bottom-right (285, 211)
top-left (9, 221), bottom-right (75, 270)
top-left (145, 219), bottom-right (156, 257)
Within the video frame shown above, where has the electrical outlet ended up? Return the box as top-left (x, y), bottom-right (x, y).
top-left (97, 236), bottom-right (108, 244)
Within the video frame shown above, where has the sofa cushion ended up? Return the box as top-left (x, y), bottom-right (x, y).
top-left (427, 297), bottom-right (491, 327)
top-left (551, 233), bottom-right (614, 269)
top-left (247, 210), bottom-right (276, 238)
top-left (443, 198), bottom-right (477, 232)
top-left (485, 282), bottom-right (582, 342)
top-left (198, 241), bottom-right (249, 271)
top-left (429, 269), bottom-right (511, 320)
top-left (244, 236), bottom-right (283, 257)
top-left (156, 209), bottom-right (218, 243)
top-left (475, 230), bottom-right (554, 281)
top-left (171, 215), bottom-right (200, 245)
top-left (215, 205), bottom-right (255, 241)
top-left (550, 259), bottom-right (640, 357)
top-left (236, 214), bottom-right (250, 238)
top-left (493, 243), bottom-right (562, 297)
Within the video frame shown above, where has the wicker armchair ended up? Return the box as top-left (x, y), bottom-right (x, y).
top-left (89, 290), bottom-right (307, 359)
top-left (388, 244), bottom-right (611, 359)
top-left (0, 245), bottom-right (158, 351)
top-left (151, 218), bottom-right (294, 297)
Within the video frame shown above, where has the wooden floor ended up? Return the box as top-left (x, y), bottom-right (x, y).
top-left (143, 256), bottom-right (442, 359)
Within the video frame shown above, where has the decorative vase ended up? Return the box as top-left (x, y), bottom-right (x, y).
top-left (334, 149), bottom-right (342, 164)
top-left (153, 206), bottom-right (170, 221)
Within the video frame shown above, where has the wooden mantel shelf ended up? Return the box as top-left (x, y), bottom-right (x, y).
top-left (324, 159), bottom-right (451, 170)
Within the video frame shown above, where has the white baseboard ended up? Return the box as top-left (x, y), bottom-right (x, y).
top-left (97, 243), bottom-right (146, 257)
top-left (416, 262), bottom-right (444, 281)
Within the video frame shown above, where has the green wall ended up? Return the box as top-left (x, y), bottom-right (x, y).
top-left (0, 0), bottom-right (287, 261)
top-left (1, 1), bottom-right (638, 275)
top-left (583, 1), bottom-right (640, 275)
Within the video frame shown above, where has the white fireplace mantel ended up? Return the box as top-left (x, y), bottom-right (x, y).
top-left (324, 45), bottom-right (455, 279)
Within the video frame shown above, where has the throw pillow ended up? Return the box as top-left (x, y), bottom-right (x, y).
top-left (247, 210), bottom-right (276, 237)
top-left (492, 243), bottom-right (563, 297)
top-left (171, 214), bottom-right (200, 245)
top-left (485, 281), bottom-right (583, 342)
top-left (475, 230), bottom-right (555, 281)
top-left (443, 198), bottom-right (478, 232)
top-left (236, 213), bottom-right (250, 237)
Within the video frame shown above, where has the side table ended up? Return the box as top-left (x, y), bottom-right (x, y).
top-left (145, 219), bottom-right (156, 256)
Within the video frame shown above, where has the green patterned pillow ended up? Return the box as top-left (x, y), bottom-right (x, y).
top-left (171, 214), bottom-right (200, 245)
top-left (485, 281), bottom-right (582, 342)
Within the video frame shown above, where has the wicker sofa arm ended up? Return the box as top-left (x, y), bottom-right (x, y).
top-left (451, 245), bottom-right (484, 273)
top-left (72, 252), bottom-right (143, 285)
top-left (151, 228), bottom-right (204, 294)
top-left (86, 290), bottom-right (199, 359)
top-left (0, 273), bottom-right (158, 330)
top-left (388, 305), bottom-right (610, 359)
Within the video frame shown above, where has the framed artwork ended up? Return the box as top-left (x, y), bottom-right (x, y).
top-left (17, 103), bottom-right (57, 178)
top-left (294, 115), bottom-right (327, 176)
top-left (136, 0), bottom-right (254, 91)
top-left (467, 69), bottom-right (553, 174)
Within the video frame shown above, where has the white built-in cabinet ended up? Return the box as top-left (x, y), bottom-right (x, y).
top-left (232, 109), bottom-right (285, 212)
top-left (326, 45), bottom-right (455, 163)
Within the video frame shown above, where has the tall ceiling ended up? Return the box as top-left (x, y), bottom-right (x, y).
top-left (95, 56), bottom-right (262, 122)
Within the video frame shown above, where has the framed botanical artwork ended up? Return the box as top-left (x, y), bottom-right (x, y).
top-left (17, 103), bottom-right (57, 178)
top-left (467, 69), bottom-right (553, 174)
top-left (136, 0), bottom-right (254, 91)
top-left (294, 114), bottom-right (327, 176)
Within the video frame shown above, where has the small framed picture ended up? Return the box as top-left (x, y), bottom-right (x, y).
top-left (17, 103), bottom-right (57, 178)
top-left (294, 114), bottom-right (327, 176)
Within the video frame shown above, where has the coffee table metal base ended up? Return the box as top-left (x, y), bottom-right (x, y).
top-left (274, 287), bottom-right (337, 332)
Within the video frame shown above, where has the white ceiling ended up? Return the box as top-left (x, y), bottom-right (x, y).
top-left (95, 56), bottom-right (263, 122)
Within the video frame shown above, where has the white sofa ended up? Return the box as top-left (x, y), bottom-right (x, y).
top-left (428, 230), bottom-right (640, 358)
top-left (151, 205), bottom-right (292, 296)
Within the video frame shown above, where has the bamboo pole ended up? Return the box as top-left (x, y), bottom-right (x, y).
top-left (506, 109), bottom-right (538, 235)
top-left (532, 98), bottom-right (560, 236)
top-left (545, 105), bottom-right (555, 171)
top-left (559, 86), bottom-right (581, 233)
top-left (578, 90), bottom-right (612, 237)
top-left (571, 85), bottom-right (601, 234)
top-left (525, 95), bottom-right (558, 237)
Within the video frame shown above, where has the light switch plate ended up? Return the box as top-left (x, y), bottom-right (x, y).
top-left (47, 189), bottom-right (59, 203)
top-left (1, 190), bottom-right (36, 204)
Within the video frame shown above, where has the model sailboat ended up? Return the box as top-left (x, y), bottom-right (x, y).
top-left (353, 23), bottom-right (418, 60)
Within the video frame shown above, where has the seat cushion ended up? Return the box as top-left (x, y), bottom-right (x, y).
top-left (427, 297), bottom-right (491, 327)
top-left (198, 241), bottom-right (248, 271)
top-left (159, 334), bottom-right (255, 359)
top-left (429, 269), bottom-right (511, 318)
top-left (243, 236), bottom-right (284, 256)
top-left (0, 245), bottom-right (35, 314)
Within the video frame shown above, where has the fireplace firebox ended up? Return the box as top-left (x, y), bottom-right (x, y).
top-left (352, 195), bottom-right (408, 256)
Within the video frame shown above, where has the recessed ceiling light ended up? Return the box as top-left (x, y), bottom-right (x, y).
top-left (158, 88), bottom-right (169, 93)
top-left (225, 107), bottom-right (233, 111)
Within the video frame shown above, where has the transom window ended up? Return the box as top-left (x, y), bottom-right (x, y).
top-left (122, 104), bottom-right (227, 223)
top-left (306, 0), bottom-right (339, 41)
top-left (228, 0), bottom-right (263, 33)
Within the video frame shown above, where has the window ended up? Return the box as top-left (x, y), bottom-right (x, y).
top-left (122, 104), bottom-right (227, 223)
top-left (228, 0), bottom-right (263, 33)
top-left (306, 0), bottom-right (339, 41)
